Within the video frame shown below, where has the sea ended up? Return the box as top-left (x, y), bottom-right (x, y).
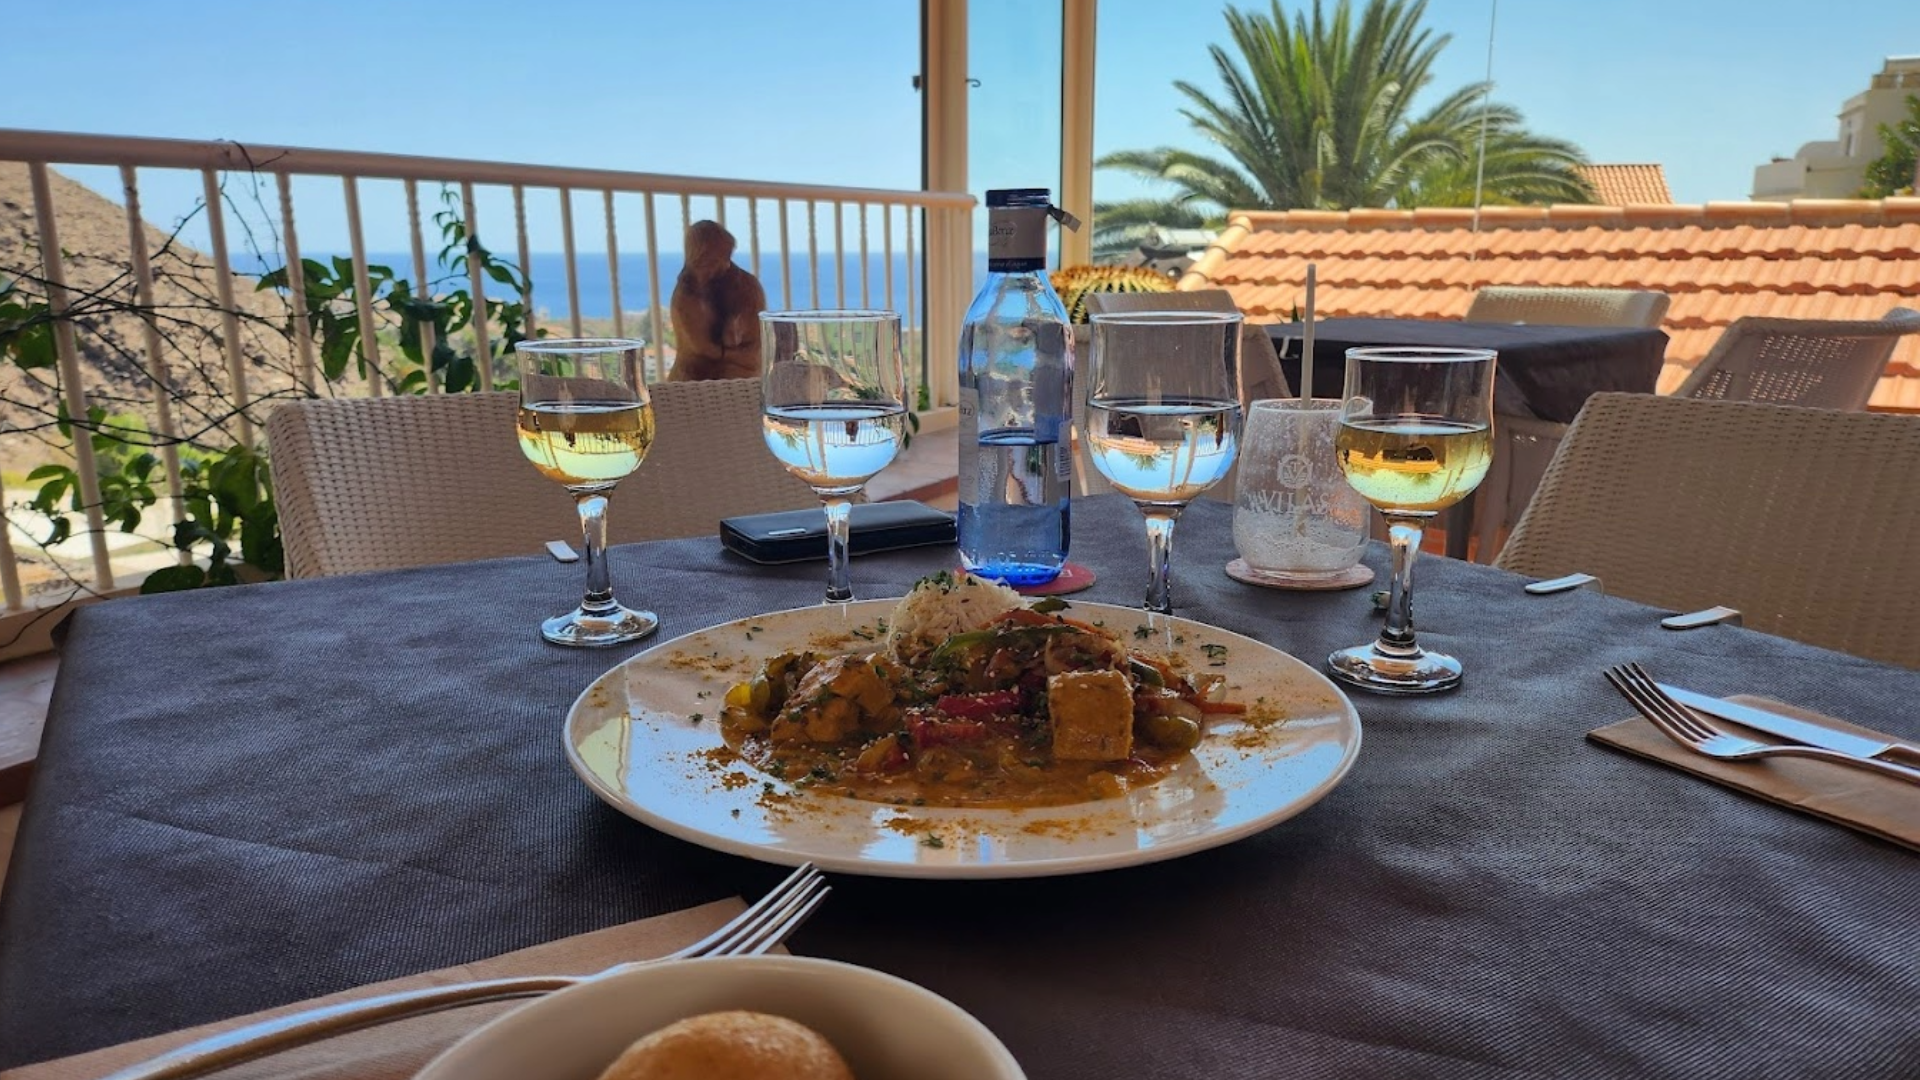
top-left (234, 250), bottom-right (995, 324)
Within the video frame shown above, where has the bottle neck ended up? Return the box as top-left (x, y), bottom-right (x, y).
top-left (986, 206), bottom-right (1049, 273)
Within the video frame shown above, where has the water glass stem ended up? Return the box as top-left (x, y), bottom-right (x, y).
top-left (574, 491), bottom-right (616, 614)
top-left (823, 496), bottom-right (854, 604)
top-left (1376, 513), bottom-right (1425, 656)
top-left (1142, 507), bottom-right (1182, 614)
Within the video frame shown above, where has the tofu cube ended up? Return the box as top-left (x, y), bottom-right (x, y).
top-left (1048, 670), bottom-right (1135, 761)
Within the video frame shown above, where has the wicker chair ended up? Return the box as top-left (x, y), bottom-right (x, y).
top-left (1465, 286), bottom-right (1670, 329)
top-left (1672, 314), bottom-right (1917, 409)
top-left (269, 378), bottom-right (818, 579)
top-left (1495, 392), bottom-right (1920, 668)
top-left (1466, 287), bottom-right (1672, 562)
top-left (1073, 289), bottom-right (1284, 499)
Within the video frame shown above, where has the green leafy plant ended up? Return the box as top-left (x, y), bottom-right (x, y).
top-left (1, 186), bottom-right (529, 598)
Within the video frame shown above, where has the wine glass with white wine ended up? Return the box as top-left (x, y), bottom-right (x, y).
top-left (1328, 346), bottom-right (1496, 694)
top-left (516, 338), bottom-right (658, 647)
top-left (759, 310), bottom-right (907, 604)
top-left (1085, 310), bottom-right (1243, 614)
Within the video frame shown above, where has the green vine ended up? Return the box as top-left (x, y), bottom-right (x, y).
top-left (0, 184), bottom-right (532, 597)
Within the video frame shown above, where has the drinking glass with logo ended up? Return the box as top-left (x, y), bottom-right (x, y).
top-left (516, 338), bottom-right (658, 647)
top-left (759, 310), bottom-right (907, 604)
top-left (1085, 310), bottom-right (1243, 613)
top-left (1328, 347), bottom-right (1495, 693)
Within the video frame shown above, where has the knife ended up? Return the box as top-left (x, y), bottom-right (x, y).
top-left (1658, 683), bottom-right (1920, 765)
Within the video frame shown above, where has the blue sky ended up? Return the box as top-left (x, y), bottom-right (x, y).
top-left (13, 0), bottom-right (1920, 252)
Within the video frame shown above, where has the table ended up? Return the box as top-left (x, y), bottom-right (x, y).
top-left (2, 497), bottom-right (1916, 1078)
top-left (1264, 318), bottom-right (1668, 423)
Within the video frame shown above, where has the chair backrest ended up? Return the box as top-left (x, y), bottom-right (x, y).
top-left (1496, 392), bottom-right (1920, 668)
top-left (1465, 286), bottom-right (1671, 329)
top-left (1672, 315), bottom-right (1920, 410)
top-left (269, 379), bottom-right (818, 579)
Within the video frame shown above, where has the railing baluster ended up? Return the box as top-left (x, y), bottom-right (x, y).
top-left (119, 165), bottom-right (188, 561)
top-left (679, 192), bottom-right (691, 231)
top-left (342, 175), bottom-right (384, 397)
top-left (514, 184), bottom-right (534, 338)
top-left (644, 192), bottom-right (665, 381)
top-left (748, 197), bottom-right (762, 281)
top-left (275, 172), bottom-right (317, 391)
top-left (603, 189), bottom-right (624, 340)
top-left (0, 470), bottom-right (22, 610)
top-left (715, 194), bottom-right (726, 228)
top-left (858, 202), bottom-right (870, 309)
top-left (559, 186), bottom-right (583, 338)
top-left (461, 181), bottom-right (493, 387)
top-left (405, 179), bottom-right (439, 393)
top-left (882, 204), bottom-right (895, 313)
top-left (201, 167), bottom-right (258, 435)
top-left (904, 206), bottom-right (918, 399)
top-left (778, 200), bottom-right (793, 309)
top-left (807, 199), bottom-right (820, 309)
top-left (833, 201), bottom-right (846, 307)
top-left (29, 162), bottom-right (115, 590)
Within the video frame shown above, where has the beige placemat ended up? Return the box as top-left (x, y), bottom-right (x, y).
top-left (1590, 694), bottom-right (1920, 853)
top-left (1, 898), bottom-right (746, 1080)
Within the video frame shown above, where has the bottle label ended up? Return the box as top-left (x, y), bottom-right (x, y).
top-left (987, 207), bottom-right (1048, 272)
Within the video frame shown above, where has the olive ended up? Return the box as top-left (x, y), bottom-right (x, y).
top-left (1139, 712), bottom-right (1202, 751)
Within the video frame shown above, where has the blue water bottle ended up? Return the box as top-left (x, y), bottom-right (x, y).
top-left (957, 188), bottom-right (1073, 587)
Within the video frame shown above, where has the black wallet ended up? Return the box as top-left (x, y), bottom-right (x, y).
top-left (720, 501), bottom-right (958, 564)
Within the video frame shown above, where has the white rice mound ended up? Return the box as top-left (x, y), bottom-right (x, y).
top-left (885, 571), bottom-right (1025, 663)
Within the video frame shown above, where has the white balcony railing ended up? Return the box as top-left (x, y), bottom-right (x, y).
top-left (0, 128), bottom-right (974, 621)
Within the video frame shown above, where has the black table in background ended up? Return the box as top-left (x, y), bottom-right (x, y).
top-left (1265, 317), bottom-right (1667, 422)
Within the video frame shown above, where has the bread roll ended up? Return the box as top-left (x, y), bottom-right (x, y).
top-left (595, 1010), bottom-right (855, 1080)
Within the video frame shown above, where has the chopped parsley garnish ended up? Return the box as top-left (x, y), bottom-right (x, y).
top-left (1134, 624), bottom-right (1153, 640)
top-left (921, 835), bottom-right (946, 849)
top-left (689, 712), bottom-right (705, 724)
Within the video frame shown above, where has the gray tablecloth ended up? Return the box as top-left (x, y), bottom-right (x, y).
top-left (1266, 318), bottom-right (1668, 423)
top-left (2, 497), bottom-right (1916, 1078)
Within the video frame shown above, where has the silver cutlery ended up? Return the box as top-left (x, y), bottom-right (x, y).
top-left (105, 863), bottom-right (830, 1080)
top-left (1656, 683), bottom-right (1920, 766)
top-left (1604, 663), bottom-right (1920, 787)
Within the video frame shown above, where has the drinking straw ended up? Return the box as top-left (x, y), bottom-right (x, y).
top-left (1300, 264), bottom-right (1317, 401)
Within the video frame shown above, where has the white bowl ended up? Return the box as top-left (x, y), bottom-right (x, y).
top-left (416, 955), bottom-right (1026, 1080)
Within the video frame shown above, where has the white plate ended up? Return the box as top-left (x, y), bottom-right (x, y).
top-left (417, 955), bottom-right (1025, 1080)
top-left (564, 600), bottom-right (1361, 879)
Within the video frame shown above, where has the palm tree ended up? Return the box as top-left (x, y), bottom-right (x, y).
top-left (1094, 0), bottom-right (1591, 253)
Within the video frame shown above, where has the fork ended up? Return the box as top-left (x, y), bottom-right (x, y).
top-left (1604, 663), bottom-right (1920, 787)
top-left (105, 863), bottom-right (830, 1080)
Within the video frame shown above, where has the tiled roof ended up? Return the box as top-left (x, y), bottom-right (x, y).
top-left (1181, 199), bottom-right (1920, 411)
top-left (1577, 164), bottom-right (1673, 206)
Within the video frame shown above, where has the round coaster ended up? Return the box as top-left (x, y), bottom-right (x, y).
top-left (1225, 557), bottom-right (1374, 592)
top-left (956, 563), bottom-right (1099, 596)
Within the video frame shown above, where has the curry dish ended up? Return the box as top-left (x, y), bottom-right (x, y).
top-left (720, 573), bottom-right (1244, 808)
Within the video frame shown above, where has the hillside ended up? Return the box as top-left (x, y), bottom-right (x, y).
top-left (0, 163), bottom-right (297, 475)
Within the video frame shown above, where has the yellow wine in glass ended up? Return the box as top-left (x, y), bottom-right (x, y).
top-left (515, 339), bottom-right (659, 647)
top-left (1335, 418), bottom-right (1492, 513)
top-left (1328, 347), bottom-right (1496, 695)
top-left (516, 402), bottom-right (656, 489)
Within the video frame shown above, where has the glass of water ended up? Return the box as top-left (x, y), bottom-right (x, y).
top-left (1085, 310), bottom-right (1243, 613)
top-left (758, 310), bottom-right (907, 604)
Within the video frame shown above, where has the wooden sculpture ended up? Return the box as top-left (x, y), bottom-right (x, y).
top-left (667, 220), bottom-right (767, 381)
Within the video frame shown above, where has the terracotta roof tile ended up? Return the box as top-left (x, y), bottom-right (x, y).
top-left (1578, 164), bottom-right (1674, 206)
top-left (1180, 198), bottom-right (1920, 410)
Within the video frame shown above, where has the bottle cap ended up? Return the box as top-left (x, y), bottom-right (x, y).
top-left (986, 188), bottom-right (1052, 209)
